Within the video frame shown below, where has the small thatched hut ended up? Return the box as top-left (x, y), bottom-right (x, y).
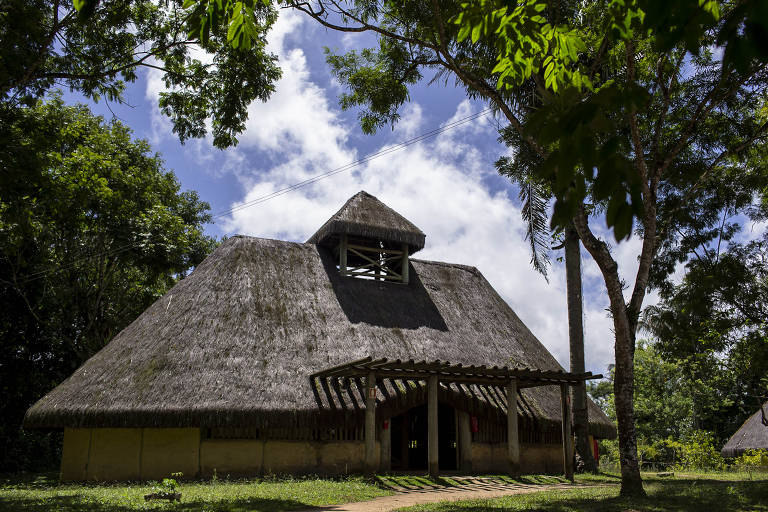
top-left (25, 191), bottom-right (615, 481)
top-left (722, 400), bottom-right (768, 458)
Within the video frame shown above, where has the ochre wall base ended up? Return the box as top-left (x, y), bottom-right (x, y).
top-left (60, 428), bottom-right (380, 481)
top-left (470, 442), bottom-right (563, 474)
top-left (61, 428), bottom-right (566, 481)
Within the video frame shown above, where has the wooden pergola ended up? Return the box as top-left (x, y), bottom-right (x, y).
top-left (310, 357), bottom-right (602, 480)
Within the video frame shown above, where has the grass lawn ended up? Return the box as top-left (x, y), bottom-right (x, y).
top-left (0, 473), bottom-right (392, 511)
top-left (2, 471), bottom-right (766, 512)
top-left (398, 471), bottom-right (768, 512)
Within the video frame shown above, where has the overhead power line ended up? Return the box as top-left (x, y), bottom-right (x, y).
top-left (213, 107), bottom-right (492, 219)
top-left (17, 107), bottom-right (493, 283)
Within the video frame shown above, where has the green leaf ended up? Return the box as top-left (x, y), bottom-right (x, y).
top-left (73, 0), bottom-right (98, 19)
top-left (471, 22), bottom-right (482, 43)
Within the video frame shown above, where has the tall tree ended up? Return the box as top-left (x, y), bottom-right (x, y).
top-left (563, 224), bottom-right (595, 472)
top-left (644, 232), bottom-right (768, 442)
top-left (497, 142), bottom-right (595, 472)
top-left (284, 0), bottom-right (768, 495)
top-left (0, 96), bottom-right (215, 470)
top-left (1, 0), bottom-right (281, 147)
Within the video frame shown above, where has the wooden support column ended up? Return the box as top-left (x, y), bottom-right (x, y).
top-left (428, 375), bottom-right (439, 476)
top-left (458, 410), bottom-right (473, 472)
top-left (339, 234), bottom-right (348, 276)
top-left (560, 383), bottom-right (574, 481)
top-left (365, 372), bottom-right (377, 473)
top-left (379, 419), bottom-right (391, 472)
top-left (401, 243), bottom-right (409, 284)
top-left (507, 379), bottom-right (520, 474)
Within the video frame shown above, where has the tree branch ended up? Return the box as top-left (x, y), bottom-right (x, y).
top-left (3, 3), bottom-right (76, 98)
top-left (625, 39), bottom-right (657, 330)
top-left (288, 1), bottom-right (441, 51)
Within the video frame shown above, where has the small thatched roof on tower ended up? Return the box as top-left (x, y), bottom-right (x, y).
top-left (307, 191), bottom-right (425, 252)
top-left (24, 192), bottom-right (615, 439)
top-left (721, 400), bottom-right (768, 458)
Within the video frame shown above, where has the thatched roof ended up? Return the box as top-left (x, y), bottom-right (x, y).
top-left (25, 216), bottom-right (615, 439)
top-left (307, 191), bottom-right (426, 252)
top-left (25, 237), bottom-right (615, 437)
top-left (721, 401), bottom-right (768, 457)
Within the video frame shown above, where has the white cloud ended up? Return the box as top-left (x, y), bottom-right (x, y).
top-left (145, 67), bottom-right (172, 146)
top-left (392, 103), bottom-right (424, 139)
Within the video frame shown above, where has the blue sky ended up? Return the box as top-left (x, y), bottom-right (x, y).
top-left (69, 9), bottom-right (695, 376)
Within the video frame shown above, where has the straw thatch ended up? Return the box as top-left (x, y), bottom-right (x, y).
top-left (25, 235), bottom-right (614, 438)
top-left (307, 191), bottom-right (426, 252)
top-left (721, 401), bottom-right (768, 457)
top-left (25, 193), bottom-right (615, 439)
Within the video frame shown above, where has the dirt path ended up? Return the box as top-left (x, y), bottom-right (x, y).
top-left (302, 478), bottom-right (596, 512)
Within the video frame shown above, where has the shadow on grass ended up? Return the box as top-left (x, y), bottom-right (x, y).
top-left (0, 472), bottom-right (59, 489)
top-left (0, 495), bottom-right (317, 512)
top-left (400, 477), bottom-right (768, 511)
top-left (374, 473), bottom-right (575, 493)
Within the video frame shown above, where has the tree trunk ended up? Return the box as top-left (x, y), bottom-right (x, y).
top-left (572, 212), bottom-right (645, 497)
top-left (565, 224), bottom-right (595, 473)
top-left (611, 309), bottom-right (644, 496)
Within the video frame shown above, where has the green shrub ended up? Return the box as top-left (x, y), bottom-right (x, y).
top-left (734, 449), bottom-right (768, 467)
top-left (670, 431), bottom-right (725, 470)
top-left (632, 431), bottom-right (725, 470)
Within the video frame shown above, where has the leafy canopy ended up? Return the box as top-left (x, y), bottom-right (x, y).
top-left (456, 0), bottom-right (764, 240)
top-left (3, 0), bottom-right (281, 148)
top-left (0, 96), bottom-right (215, 470)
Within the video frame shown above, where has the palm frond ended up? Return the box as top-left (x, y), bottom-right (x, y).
top-left (520, 182), bottom-right (551, 280)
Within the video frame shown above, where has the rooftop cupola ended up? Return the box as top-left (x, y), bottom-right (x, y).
top-left (307, 191), bottom-right (425, 284)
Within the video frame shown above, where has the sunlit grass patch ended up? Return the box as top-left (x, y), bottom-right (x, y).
top-left (398, 471), bottom-right (768, 512)
top-left (0, 474), bottom-right (392, 512)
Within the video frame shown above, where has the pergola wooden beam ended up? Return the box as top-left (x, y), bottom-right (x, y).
top-left (312, 358), bottom-right (600, 387)
top-left (311, 357), bottom-right (600, 479)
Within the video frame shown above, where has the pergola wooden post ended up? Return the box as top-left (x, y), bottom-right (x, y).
top-left (379, 419), bottom-right (391, 472)
top-left (560, 383), bottom-right (574, 481)
top-left (428, 374), bottom-right (439, 476)
top-left (339, 234), bottom-right (348, 276)
top-left (457, 410), bottom-right (472, 472)
top-left (506, 379), bottom-right (520, 474)
top-left (401, 243), bottom-right (409, 284)
top-left (365, 371), bottom-right (377, 473)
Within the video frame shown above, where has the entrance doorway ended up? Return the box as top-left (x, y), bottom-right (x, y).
top-left (390, 403), bottom-right (457, 471)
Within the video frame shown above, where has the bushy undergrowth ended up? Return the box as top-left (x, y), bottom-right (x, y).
top-left (734, 449), bottom-right (768, 467)
top-left (599, 431), bottom-right (768, 471)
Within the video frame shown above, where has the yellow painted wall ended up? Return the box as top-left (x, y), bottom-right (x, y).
top-left (520, 443), bottom-right (563, 474)
top-left (317, 440), bottom-right (369, 474)
top-left (61, 426), bottom-right (571, 480)
top-left (200, 439), bottom-right (263, 476)
top-left (60, 428), bottom-right (200, 481)
top-left (88, 428), bottom-right (142, 480)
top-left (470, 442), bottom-right (562, 474)
top-left (60, 429), bottom-right (91, 481)
top-left (61, 429), bottom-right (377, 481)
top-left (200, 439), bottom-right (374, 477)
top-left (140, 428), bottom-right (200, 480)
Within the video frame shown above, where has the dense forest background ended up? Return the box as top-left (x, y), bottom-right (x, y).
top-left (0, 98), bottom-right (216, 470)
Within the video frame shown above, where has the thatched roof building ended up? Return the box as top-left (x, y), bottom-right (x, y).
top-left (26, 191), bottom-right (615, 480)
top-left (722, 401), bottom-right (768, 458)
